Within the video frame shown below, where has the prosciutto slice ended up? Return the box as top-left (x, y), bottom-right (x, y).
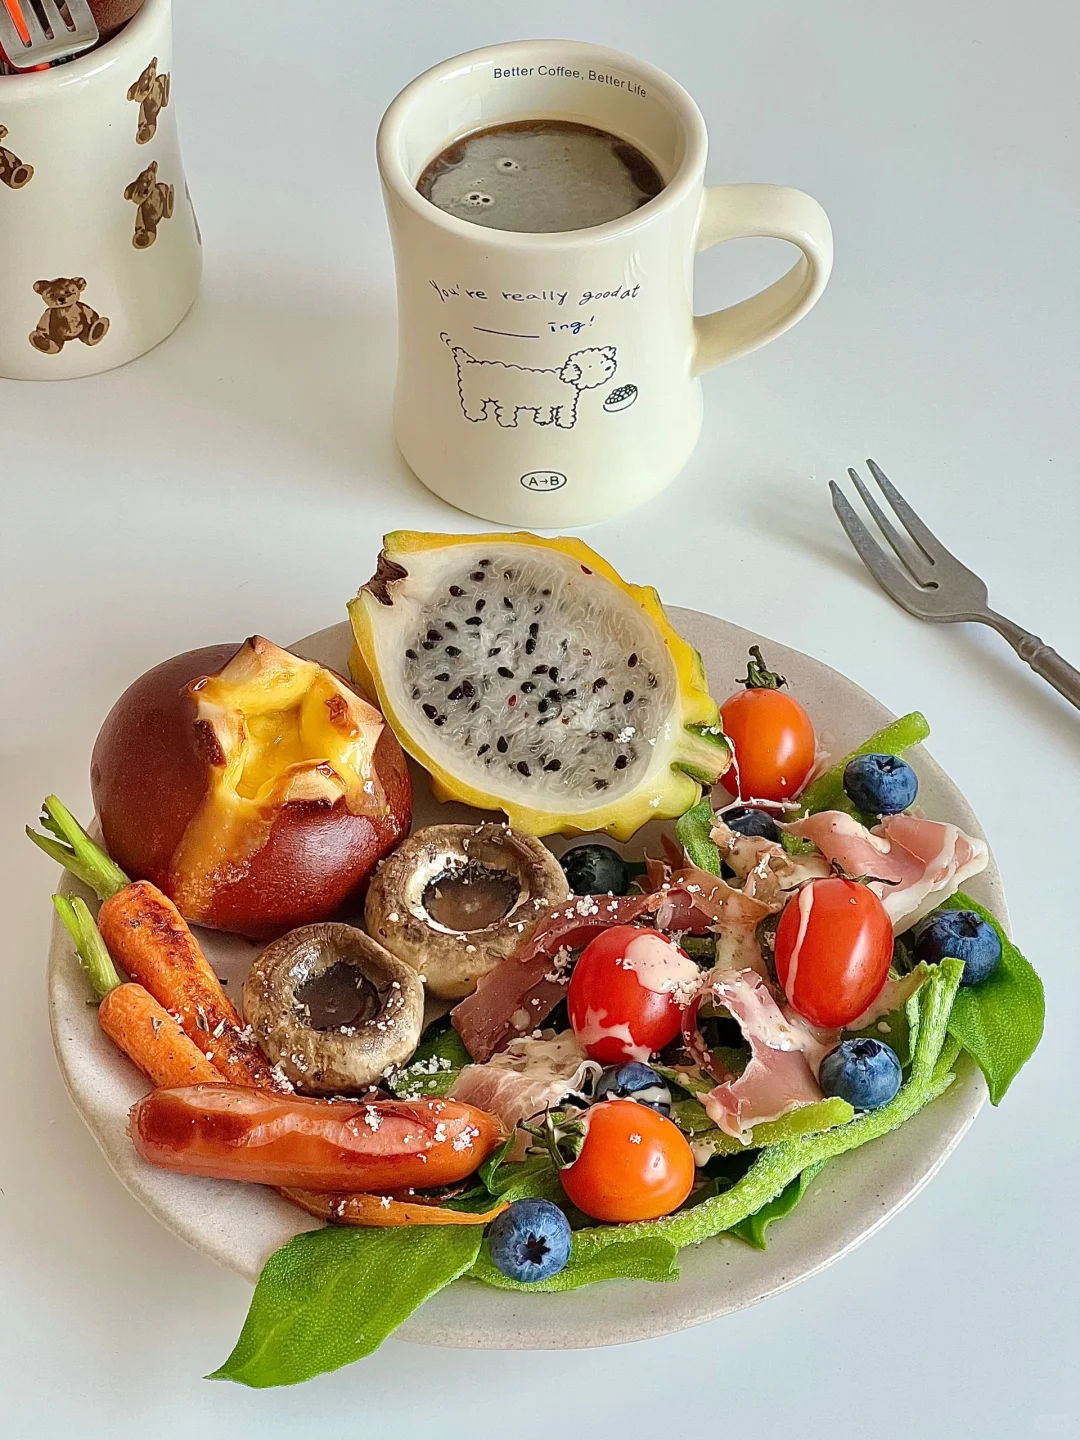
top-left (686, 969), bottom-right (832, 1144)
top-left (451, 872), bottom-right (759, 1061)
top-left (709, 819), bottom-right (830, 906)
top-left (449, 1032), bottom-right (600, 1157)
top-left (785, 810), bottom-right (987, 932)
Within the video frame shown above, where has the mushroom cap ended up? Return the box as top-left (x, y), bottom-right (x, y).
top-left (365, 823), bottom-right (570, 999)
top-left (243, 923), bottom-right (423, 1094)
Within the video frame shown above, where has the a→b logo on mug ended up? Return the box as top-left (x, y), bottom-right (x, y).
top-left (520, 470), bottom-right (568, 492)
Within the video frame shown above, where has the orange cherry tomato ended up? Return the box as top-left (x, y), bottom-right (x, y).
top-left (774, 877), bottom-right (894, 1028)
top-left (719, 647), bottom-right (816, 802)
top-left (560, 1100), bottom-right (696, 1222)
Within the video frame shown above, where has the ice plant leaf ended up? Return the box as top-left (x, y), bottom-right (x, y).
top-left (796, 712), bottom-right (930, 817)
top-left (469, 1235), bottom-right (680, 1292)
top-left (729, 1161), bottom-right (827, 1249)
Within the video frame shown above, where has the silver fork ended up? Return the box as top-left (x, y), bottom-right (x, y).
top-left (0, 0), bottom-right (98, 68)
top-left (831, 458), bottom-right (1080, 711)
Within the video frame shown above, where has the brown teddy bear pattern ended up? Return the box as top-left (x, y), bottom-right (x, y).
top-left (127, 57), bottom-right (171, 145)
top-left (0, 124), bottom-right (33, 189)
top-left (124, 161), bottom-right (175, 248)
top-left (29, 278), bottom-right (110, 355)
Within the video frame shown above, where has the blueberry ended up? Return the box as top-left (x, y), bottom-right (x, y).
top-left (594, 1061), bottom-right (672, 1115)
top-left (819, 1038), bottom-right (902, 1110)
top-left (560, 843), bottom-right (629, 896)
top-left (843, 753), bottom-right (919, 815)
top-left (914, 909), bottom-right (1002, 986)
top-left (487, 1198), bottom-right (572, 1283)
top-left (719, 806), bottom-right (781, 843)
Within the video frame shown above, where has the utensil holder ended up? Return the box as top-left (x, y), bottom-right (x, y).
top-left (0, 0), bottom-right (201, 380)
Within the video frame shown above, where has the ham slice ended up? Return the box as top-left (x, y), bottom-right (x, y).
top-left (686, 969), bottom-right (831, 1144)
top-left (449, 1032), bottom-right (600, 1158)
top-left (785, 810), bottom-right (988, 932)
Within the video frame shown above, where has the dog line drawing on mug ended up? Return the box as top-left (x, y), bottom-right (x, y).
top-left (441, 333), bottom-right (618, 428)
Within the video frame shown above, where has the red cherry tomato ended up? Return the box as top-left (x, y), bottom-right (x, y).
top-left (718, 647), bottom-right (816, 801)
top-left (560, 1100), bottom-right (696, 1222)
top-left (568, 925), bottom-right (697, 1064)
top-left (774, 877), bottom-right (894, 1028)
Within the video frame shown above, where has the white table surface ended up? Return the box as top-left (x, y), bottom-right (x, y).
top-left (2, 0), bottom-right (1077, 1433)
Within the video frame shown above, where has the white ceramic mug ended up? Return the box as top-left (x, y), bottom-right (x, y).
top-left (378, 39), bottom-right (833, 527)
top-left (0, 0), bottom-right (201, 381)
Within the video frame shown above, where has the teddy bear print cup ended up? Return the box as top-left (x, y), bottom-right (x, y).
top-left (378, 40), bottom-right (833, 526)
top-left (0, 0), bottom-right (201, 381)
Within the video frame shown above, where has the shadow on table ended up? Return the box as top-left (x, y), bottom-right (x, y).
top-left (40, 276), bottom-right (432, 513)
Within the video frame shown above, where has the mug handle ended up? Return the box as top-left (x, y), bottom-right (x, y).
top-left (691, 183), bottom-right (833, 376)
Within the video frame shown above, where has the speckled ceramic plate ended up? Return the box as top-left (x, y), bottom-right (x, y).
top-left (47, 611), bottom-right (997, 1348)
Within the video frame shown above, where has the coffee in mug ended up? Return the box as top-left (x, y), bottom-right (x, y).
top-left (416, 120), bottom-right (665, 233)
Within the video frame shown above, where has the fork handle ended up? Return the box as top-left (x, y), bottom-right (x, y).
top-left (983, 611), bottom-right (1080, 710)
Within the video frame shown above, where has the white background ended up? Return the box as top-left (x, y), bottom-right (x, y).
top-left (2, 0), bottom-right (1077, 1434)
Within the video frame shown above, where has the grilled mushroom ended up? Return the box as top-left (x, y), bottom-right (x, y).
top-left (365, 823), bottom-right (569, 1000)
top-left (243, 922), bottom-right (424, 1094)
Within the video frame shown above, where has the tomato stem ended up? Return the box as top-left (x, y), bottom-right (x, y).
top-left (738, 646), bottom-right (787, 691)
top-left (521, 1107), bottom-right (587, 1172)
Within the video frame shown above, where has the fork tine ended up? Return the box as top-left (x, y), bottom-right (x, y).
top-left (35, 0), bottom-right (67, 36)
top-left (847, 467), bottom-right (935, 585)
top-left (865, 458), bottom-right (955, 566)
top-left (830, 481), bottom-right (925, 610)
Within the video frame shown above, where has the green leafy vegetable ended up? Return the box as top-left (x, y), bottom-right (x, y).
top-left (387, 1019), bottom-right (471, 1098)
top-left (780, 831), bottom-right (819, 857)
top-left (677, 1097), bottom-right (855, 1153)
top-left (795, 711), bottom-right (930, 817)
top-left (675, 798), bottom-right (722, 875)
top-left (729, 1161), bottom-right (826, 1249)
top-left (469, 1236), bottom-right (680, 1293)
top-left (939, 892), bottom-right (1044, 1104)
top-left (555, 959), bottom-right (963, 1261)
top-left (210, 1226), bottom-right (483, 1388)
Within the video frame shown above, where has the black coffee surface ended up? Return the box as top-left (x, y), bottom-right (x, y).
top-left (417, 120), bottom-right (665, 233)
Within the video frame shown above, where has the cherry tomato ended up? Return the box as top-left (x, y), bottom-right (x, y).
top-left (567, 925), bottom-right (698, 1064)
top-left (774, 877), bottom-right (894, 1028)
top-left (719, 647), bottom-right (816, 802)
top-left (560, 1100), bottom-right (696, 1222)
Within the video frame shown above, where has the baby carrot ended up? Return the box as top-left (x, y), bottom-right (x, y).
top-left (280, 1187), bottom-right (508, 1228)
top-left (97, 881), bottom-right (284, 1090)
top-left (52, 895), bottom-right (221, 1088)
top-left (98, 984), bottom-right (222, 1089)
top-left (34, 799), bottom-right (286, 1091)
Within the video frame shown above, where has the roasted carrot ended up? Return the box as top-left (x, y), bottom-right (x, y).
top-left (52, 895), bottom-right (222, 1088)
top-left (31, 798), bottom-right (286, 1092)
top-left (280, 1187), bottom-right (508, 1228)
top-left (98, 984), bottom-right (222, 1089)
top-left (97, 881), bottom-right (284, 1090)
